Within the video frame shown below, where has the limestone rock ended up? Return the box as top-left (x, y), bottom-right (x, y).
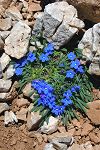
top-left (33, 2), bottom-right (84, 49)
top-left (0, 62), bottom-right (2, 78)
top-left (5, 64), bottom-right (15, 79)
top-left (87, 100), bottom-right (100, 125)
top-left (5, 6), bottom-right (23, 21)
top-left (81, 122), bottom-right (94, 136)
top-left (0, 79), bottom-right (12, 92)
top-left (0, 31), bottom-right (10, 40)
top-left (0, 93), bottom-right (7, 100)
top-left (0, 103), bottom-right (9, 114)
top-left (0, 53), bottom-right (11, 71)
top-left (22, 83), bottom-right (34, 99)
top-left (44, 143), bottom-right (56, 150)
top-left (16, 108), bottom-right (28, 121)
top-left (0, 18), bottom-right (12, 31)
top-left (13, 98), bottom-right (30, 108)
top-left (4, 21), bottom-right (31, 59)
top-left (28, 2), bottom-right (42, 12)
top-left (67, 144), bottom-right (85, 150)
top-left (41, 116), bottom-right (59, 134)
top-left (81, 141), bottom-right (94, 150)
top-left (27, 111), bottom-right (42, 131)
top-left (78, 23), bottom-right (100, 76)
top-left (4, 111), bottom-right (18, 125)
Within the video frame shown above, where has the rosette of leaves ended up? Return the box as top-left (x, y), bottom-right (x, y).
top-left (14, 33), bottom-right (93, 126)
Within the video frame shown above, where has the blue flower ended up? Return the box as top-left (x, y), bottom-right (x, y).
top-left (59, 63), bottom-right (65, 68)
top-left (44, 43), bottom-right (54, 55)
top-left (70, 59), bottom-right (80, 69)
top-left (66, 70), bottom-right (75, 79)
top-left (63, 89), bottom-right (72, 98)
top-left (14, 57), bottom-right (28, 68)
top-left (74, 85), bottom-right (80, 92)
top-left (39, 53), bottom-right (49, 62)
top-left (76, 66), bottom-right (84, 74)
top-left (52, 105), bottom-right (65, 116)
top-left (27, 52), bottom-right (36, 62)
top-left (15, 67), bottom-right (23, 76)
top-left (61, 98), bottom-right (73, 106)
top-left (67, 52), bottom-right (76, 61)
top-left (71, 86), bottom-right (76, 93)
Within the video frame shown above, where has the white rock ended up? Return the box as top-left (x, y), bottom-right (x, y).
top-left (81, 141), bottom-right (94, 150)
top-left (27, 111), bottom-right (42, 131)
top-left (0, 18), bottom-right (12, 31)
top-left (0, 79), bottom-right (12, 92)
top-left (22, 83), bottom-right (34, 98)
top-left (0, 36), bottom-right (4, 49)
top-left (0, 93), bottom-right (7, 100)
top-left (5, 65), bottom-right (15, 79)
top-left (4, 21), bottom-right (31, 59)
top-left (0, 53), bottom-right (11, 71)
top-left (5, 6), bottom-right (23, 21)
top-left (78, 23), bottom-right (100, 75)
top-left (4, 111), bottom-right (18, 125)
top-left (44, 143), bottom-right (56, 150)
top-left (16, 108), bottom-right (28, 121)
top-left (0, 103), bottom-right (10, 114)
top-left (0, 62), bottom-right (3, 78)
top-left (0, 31), bottom-right (10, 40)
top-left (41, 116), bottom-right (59, 134)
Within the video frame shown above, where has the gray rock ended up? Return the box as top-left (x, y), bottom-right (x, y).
top-left (0, 31), bottom-right (10, 40)
top-left (0, 79), bottom-right (12, 92)
top-left (5, 65), bottom-right (15, 79)
top-left (0, 53), bottom-right (11, 71)
top-left (0, 36), bottom-right (4, 49)
top-left (0, 62), bottom-right (3, 78)
top-left (4, 21), bottom-right (31, 59)
top-left (32, 2), bottom-right (84, 49)
top-left (5, 6), bottom-right (23, 21)
top-left (0, 18), bottom-right (12, 31)
top-left (41, 116), bottom-right (59, 134)
top-left (0, 93), bottom-right (7, 100)
top-left (78, 23), bottom-right (100, 76)
top-left (0, 103), bottom-right (10, 114)
top-left (4, 111), bottom-right (18, 125)
top-left (67, 144), bottom-right (85, 150)
top-left (27, 111), bottom-right (42, 131)
top-left (44, 143), bottom-right (56, 150)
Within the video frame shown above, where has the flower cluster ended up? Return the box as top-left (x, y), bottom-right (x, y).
top-left (39, 43), bottom-right (54, 62)
top-left (14, 52), bottom-right (36, 76)
top-left (31, 79), bottom-right (80, 116)
top-left (66, 52), bottom-right (84, 79)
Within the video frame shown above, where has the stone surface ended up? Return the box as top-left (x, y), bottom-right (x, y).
top-left (89, 132), bottom-right (100, 144)
top-left (0, 93), bottom-right (7, 100)
top-left (44, 143), bottom-right (56, 150)
top-left (22, 83), bottom-right (34, 99)
top-left (27, 111), bottom-right (42, 131)
top-left (0, 31), bottom-right (10, 40)
top-left (78, 23), bottom-right (100, 76)
top-left (0, 0), bottom-right (12, 9)
top-left (5, 6), bottom-right (23, 21)
top-left (0, 53), bottom-right (11, 71)
top-left (33, 1), bottom-right (84, 49)
top-left (67, 144), bottom-right (85, 150)
top-left (0, 36), bottom-right (4, 49)
top-left (81, 141), bottom-right (94, 150)
top-left (0, 18), bottom-right (12, 31)
top-left (0, 103), bottom-right (9, 114)
top-left (13, 98), bottom-right (30, 108)
top-left (28, 2), bottom-right (42, 12)
top-left (0, 79), bottom-right (12, 92)
top-left (5, 65), bottom-right (15, 79)
top-left (0, 62), bottom-right (2, 78)
top-left (41, 116), bottom-right (59, 134)
top-left (4, 21), bottom-right (31, 59)
top-left (16, 108), bottom-right (28, 121)
top-left (81, 122), bottom-right (94, 136)
top-left (87, 100), bottom-right (100, 125)
top-left (4, 111), bottom-right (18, 125)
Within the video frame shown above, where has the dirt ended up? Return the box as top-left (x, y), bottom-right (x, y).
top-left (0, 119), bottom-right (45, 150)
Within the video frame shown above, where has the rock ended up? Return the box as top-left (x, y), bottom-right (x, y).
top-left (44, 143), bottom-right (56, 150)
top-left (41, 116), bottom-right (59, 134)
top-left (78, 23), bottom-right (100, 76)
top-left (0, 31), bottom-right (10, 40)
top-left (81, 122), bottom-right (94, 136)
top-left (0, 18), bottom-right (12, 31)
top-left (4, 111), bottom-right (18, 125)
top-left (67, 144), bottom-right (85, 150)
top-left (89, 132), bottom-right (100, 144)
top-left (0, 79), bottom-right (12, 92)
top-left (0, 0), bottom-right (12, 9)
top-left (0, 36), bottom-right (4, 49)
top-left (0, 62), bottom-right (2, 78)
top-left (0, 53), bottom-right (11, 71)
top-left (5, 64), bottom-right (15, 79)
top-left (27, 111), bottom-right (42, 130)
top-left (0, 5), bottom-right (5, 18)
top-left (16, 108), bottom-right (28, 121)
top-left (0, 93), bottom-right (7, 100)
top-left (13, 98), bottom-right (30, 108)
top-left (28, 2), bottom-right (42, 12)
top-left (87, 100), bottom-right (100, 125)
top-left (33, 2), bottom-right (84, 49)
top-left (4, 21), bottom-right (31, 59)
top-left (5, 6), bottom-right (23, 21)
top-left (0, 103), bottom-right (9, 114)
top-left (22, 83), bottom-right (34, 99)
top-left (94, 144), bottom-right (100, 150)
top-left (81, 141), bottom-right (94, 150)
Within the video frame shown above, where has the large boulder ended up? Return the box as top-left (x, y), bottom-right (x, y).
top-left (78, 23), bottom-right (100, 76)
top-left (48, 0), bottom-right (100, 23)
top-left (32, 1), bottom-right (84, 49)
